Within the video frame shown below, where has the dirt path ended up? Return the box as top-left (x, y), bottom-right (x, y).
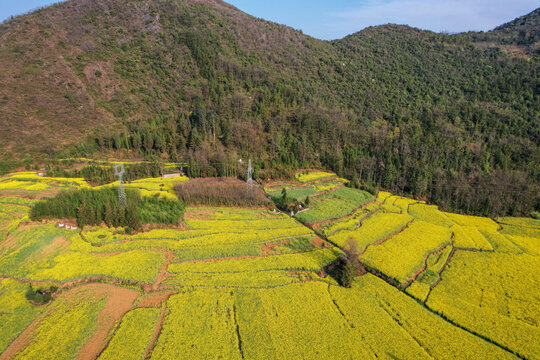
top-left (76, 284), bottom-right (140, 360)
top-left (407, 239), bottom-right (454, 283)
top-left (150, 251), bottom-right (174, 291)
top-left (144, 304), bottom-right (168, 359)
top-left (136, 291), bottom-right (176, 309)
top-left (0, 312), bottom-right (43, 360)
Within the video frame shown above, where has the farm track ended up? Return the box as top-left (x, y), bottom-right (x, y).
top-left (407, 238), bottom-right (454, 283)
top-left (76, 284), bottom-right (140, 360)
top-left (232, 304), bottom-right (245, 359)
top-left (150, 251), bottom-right (174, 291)
top-left (0, 275), bottom-right (149, 292)
top-left (136, 290), bottom-right (177, 309)
top-left (144, 304), bottom-right (168, 360)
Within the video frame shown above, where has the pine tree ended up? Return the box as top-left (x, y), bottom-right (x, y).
top-left (76, 203), bottom-right (89, 228)
top-left (104, 204), bottom-right (114, 227)
top-left (125, 205), bottom-right (141, 230)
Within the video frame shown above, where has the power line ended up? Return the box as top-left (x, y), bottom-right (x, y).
top-left (114, 163), bottom-right (126, 206)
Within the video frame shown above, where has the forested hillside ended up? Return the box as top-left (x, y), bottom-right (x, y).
top-left (0, 0), bottom-right (538, 216)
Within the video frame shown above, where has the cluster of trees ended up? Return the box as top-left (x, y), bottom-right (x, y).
top-left (324, 239), bottom-right (365, 288)
top-left (25, 285), bottom-right (58, 305)
top-left (30, 188), bottom-right (185, 230)
top-left (273, 188), bottom-right (310, 213)
top-left (175, 178), bottom-right (270, 207)
top-left (31, 188), bottom-right (141, 229)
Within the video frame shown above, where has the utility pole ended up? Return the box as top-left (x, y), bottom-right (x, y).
top-left (246, 158), bottom-right (253, 197)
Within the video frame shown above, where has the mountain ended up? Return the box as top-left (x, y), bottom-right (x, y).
top-left (0, 0), bottom-right (538, 216)
top-left (483, 8), bottom-right (539, 52)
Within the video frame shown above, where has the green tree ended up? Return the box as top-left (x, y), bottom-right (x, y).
top-left (125, 204), bottom-right (141, 230)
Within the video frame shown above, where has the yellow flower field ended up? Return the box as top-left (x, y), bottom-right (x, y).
top-left (408, 203), bottom-right (455, 227)
top-left (361, 220), bottom-right (452, 283)
top-left (0, 170), bottom-right (537, 359)
top-left (98, 308), bottom-right (161, 360)
top-left (12, 287), bottom-right (107, 360)
top-left (97, 176), bottom-right (188, 199)
top-left (427, 251), bottom-right (540, 359)
top-left (150, 290), bottom-right (243, 360)
top-left (294, 170), bottom-right (337, 183)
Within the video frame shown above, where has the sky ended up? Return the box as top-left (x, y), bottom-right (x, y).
top-left (1, 0), bottom-right (538, 40)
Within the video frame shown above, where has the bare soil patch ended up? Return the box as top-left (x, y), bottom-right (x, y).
top-left (311, 236), bottom-right (332, 248)
top-left (38, 236), bottom-right (69, 257)
top-left (183, 208), bottom-right (217, 220)
top-left (136, 290), bottom-right (176, 309)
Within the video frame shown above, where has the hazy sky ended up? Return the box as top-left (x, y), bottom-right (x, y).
top-left (1, 0), bottom-right (538, 40)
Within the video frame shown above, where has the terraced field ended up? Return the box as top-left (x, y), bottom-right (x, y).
top-left (0, 170), bottom-right (537, 359)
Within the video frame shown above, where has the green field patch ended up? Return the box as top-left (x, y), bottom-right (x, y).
top-left (294, 187), bottom-right (373, 224)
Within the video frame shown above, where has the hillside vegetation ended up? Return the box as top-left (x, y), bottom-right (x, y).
top-left (0, 0), bottom-right (538, 216)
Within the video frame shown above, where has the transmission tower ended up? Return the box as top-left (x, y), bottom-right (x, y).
top-left (114, 163), bottom-right (126, 206)
top-left (246, 159), bottom-right (253, 196)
